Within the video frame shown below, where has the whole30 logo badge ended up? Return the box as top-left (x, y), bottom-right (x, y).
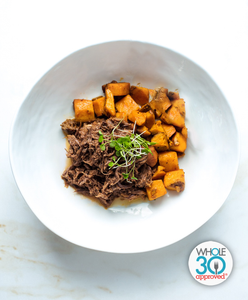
top-left (188, 241), bottom-right (233, 286)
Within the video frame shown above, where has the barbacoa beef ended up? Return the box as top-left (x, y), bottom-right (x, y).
top-left (61, 118), bottom-right (153, 208)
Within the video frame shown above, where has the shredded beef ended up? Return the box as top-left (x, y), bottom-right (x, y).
top-left (61, 118), bottom-right (153, 207)
top-left (61, 119), bottom-right (80, 135)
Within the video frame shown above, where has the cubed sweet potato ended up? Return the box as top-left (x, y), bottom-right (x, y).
top-left (150, 87), bottom-right (171, 117)
top-left (158, 151), bottom-right (179, 172)
top-left (136, 126), bottom-right (151, 138)
top-left (106, 82), bottom-right (130, 96)
top-left (73, 99), bottom-right (95, 122)
top-left (161, 105), bottom-right (185, 128)
top-left (102, 80), bottom-right (117, 92)
top-left (92, 96), bottom-right (105, 117)
top-left (181, 126), bottom-right (188, 139)
top-left (146, 180), bottom-right (167, 200)
top-left (168, 91), bottom-right (180, 100)
top-left (128, 111), bottom-right (146, 126)
top-left (151, 133), bottom-right (169, 152)
top-left (115, 95), bottom-right (140, 116)
top-left (161, 123), bottom-right (176, 139)
top-left (149, 89), bottom-right (157, 101)
top-left (149, 120), bottom-right (164, 135)
top-left (171, 99), bottom-right (185, 117)
top-left (164, 169), bottom-right (185, 192)
top-left (105, 89), bottom-right (116, 117)
top-left (170, 132), bottom-right (187, 152)
top-left (152, 166), bottom-right (166, 180)
top-left (139, 103), bottom-right (152, 112)
top-left (145, 110), bottom-right (155, 129)
top-left (130, 86), bottom-right (149, 105)
top-left (116, 112), bottom-right (128, 121)
top-left (146, 146), bottom-right (158, 167)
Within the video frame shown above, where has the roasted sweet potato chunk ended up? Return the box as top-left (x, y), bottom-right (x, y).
top-left (146, 146), bottom-right (158, 167)
top-left (128, 111), bottom-right (146, 126)
top-left (139, 103), bottom-right (152, 112)
top-left (164, 169), bottom-right (185, 192)
top-left (152, 166), bottom-right (166, 180)
top-left (161, 105), bottom-right (185, 128)
top-left (170, 132), bottom-right (187, 153)
top-left (106, 82), bottom-right (130, 96)
top-left (146, 180), bottom-right (167, 200)
top-left (130, 86), bottom-right (149, 105)
top-left (171, 99), bottom-right (185, 117)
top-left (158, 151), bottom-right (179, 172)
top-left (181, 126), bottom-right (188, 139)
top-left (161, 123), bottom-right (176, 139)
top-left (115, 95), bottom-right (140, 116)
top-left (149, 120), bottom-right (164, 135)
top-left (150, 87), bottom-right (171, 117)
top-left (136, 126), bottom-right (151, 138)
top-left (168, 91), bottom-right (180, 100)
top-left (73, 99), bottom-right (95, 122)
top-left (149, 89), bottom-right (157, 101)
top-left (145, 110), bottom-right (155, 129)
top-left (151, 133), bottom-right (169, 152)
top-left (116, 112), bottom-right (128, 121)
top-left (105, 89), bottom-right (116, 117)
top-left (102, 80), bottom-right (117, 92)
top-left (93, 96), bottom-right (105, 117)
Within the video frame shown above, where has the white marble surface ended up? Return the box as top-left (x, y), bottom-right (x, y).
top-left (0, 0), bottom-right (248, 299)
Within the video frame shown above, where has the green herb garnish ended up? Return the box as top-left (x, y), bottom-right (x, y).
top-left (98, 120), bottom-right (155, 182)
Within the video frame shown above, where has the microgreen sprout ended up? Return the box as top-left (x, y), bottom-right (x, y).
top-left (98, 121), bottom-right (156, 182)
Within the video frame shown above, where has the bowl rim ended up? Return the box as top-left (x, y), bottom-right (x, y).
top-left (8, 40), bottom-right (240, 253)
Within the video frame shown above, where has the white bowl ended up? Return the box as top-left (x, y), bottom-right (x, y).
top-left (9, 41), bottom-right (239, 253)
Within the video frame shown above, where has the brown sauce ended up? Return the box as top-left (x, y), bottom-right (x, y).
top-left (79, 193), bottom-right (148, 209)
top-left (110, 197), bottom-right (148, 208)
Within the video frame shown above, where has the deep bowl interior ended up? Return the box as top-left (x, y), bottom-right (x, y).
top-left (9, 41), bottom-right (239, 253)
